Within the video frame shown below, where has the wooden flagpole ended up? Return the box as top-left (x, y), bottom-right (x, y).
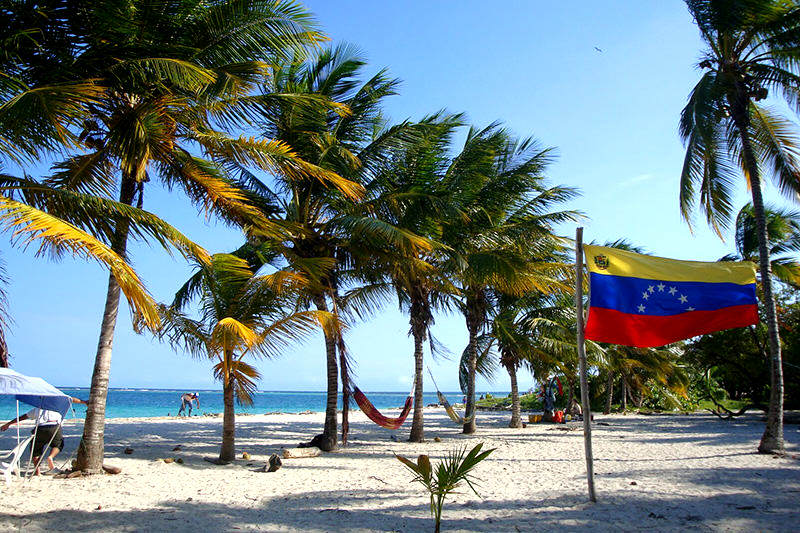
top-left (575, 227), bottom-right (597, 502)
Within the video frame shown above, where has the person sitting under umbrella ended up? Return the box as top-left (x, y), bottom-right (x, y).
top-left (0, 396), bottom-right (86, 474)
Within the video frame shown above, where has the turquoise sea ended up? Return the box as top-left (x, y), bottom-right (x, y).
top-left (0, 388), bottom-right (484, 420)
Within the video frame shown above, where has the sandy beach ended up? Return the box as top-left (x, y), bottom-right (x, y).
top-left (1, 409), bottom-right (798, 532)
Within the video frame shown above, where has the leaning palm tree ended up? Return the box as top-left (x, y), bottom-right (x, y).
top-left (680, 0), bottom-right (800, 452)
top-left (0, 33), bottom-right (203, 339)
top-left (440, 124), bottom-right (580, 434)
top-left (154, 254), bottom-right (337, 463)
top-left (721, 202), bottom-right (800, 286)
top-left (2, 0), bottom-right (327, 471)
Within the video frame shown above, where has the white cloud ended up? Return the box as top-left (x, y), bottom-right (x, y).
top-left (619, 173), bottom-right (654, 187)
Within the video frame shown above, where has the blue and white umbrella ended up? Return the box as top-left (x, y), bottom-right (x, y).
top-left (0, 368), bottom-right (71, 416)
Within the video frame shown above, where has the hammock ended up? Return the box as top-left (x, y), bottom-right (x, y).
top-left (353, 378), bottom-right (415, 430)
top-left (427, 368), bottom-right (474, 425)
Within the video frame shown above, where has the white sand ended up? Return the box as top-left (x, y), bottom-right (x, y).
top-left (1, 409), bottom-right (798, 532)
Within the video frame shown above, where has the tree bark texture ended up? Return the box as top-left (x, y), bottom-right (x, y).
top-left (0, 334), bottom-right (8, 368)
top-left (337, 334), bottom-right (350, 446)
top-left (507, 363), bottom-right (521, 428)
top-left (409, 325), bottom-right (425, 442)
top-left (408, 289), bottom-right (431, 442)
top-left (313, 294), bottom-right (338, 451)
top-left (76, 174), bottom-right (136, 473)
top-left (730, 95), bottom-right (784, 454)
top-left (219, 374), bottom-right (236, 463)
top-left (463, 300), bottom-right (480, 434)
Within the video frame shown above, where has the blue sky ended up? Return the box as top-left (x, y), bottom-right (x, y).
top-left (2, 2), bottom-right (791, 392)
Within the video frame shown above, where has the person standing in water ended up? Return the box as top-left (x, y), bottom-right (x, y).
top-left (178, 392), bottom-right (199, 416)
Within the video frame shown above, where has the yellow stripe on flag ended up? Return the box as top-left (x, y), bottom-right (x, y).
top-left (583, 245), bottom-right (756, 285)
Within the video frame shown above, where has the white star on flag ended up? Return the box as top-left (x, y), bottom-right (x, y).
top-left (637, 304), bottom-right (645, 313)
top-left (679, 295), bottom-right (688, 304)
top-left (687, 307), bottom-right (695, 311)
top-left (642, 292), bottom-right (649, 300)
top-left (669, 287), bottom-right (677, 295)
top-left (648, 285), bottom-right (655, 293)
top-left (657, 283), bottom-right (665, 292)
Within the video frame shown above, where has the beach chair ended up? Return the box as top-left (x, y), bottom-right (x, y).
top-left (1, 434), bottom-right (34, 488)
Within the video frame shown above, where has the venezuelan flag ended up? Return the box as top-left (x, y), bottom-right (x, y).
top-left (583, 245), bottom-right (758, 347)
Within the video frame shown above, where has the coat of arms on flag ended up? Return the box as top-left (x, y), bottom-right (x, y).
top-left (583, 245), bottom-right (758, 347)
top-left (593, 254), bottom-right (609, 270)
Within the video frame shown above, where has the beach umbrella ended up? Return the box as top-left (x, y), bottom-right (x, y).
top-left (0, 368), bottom-right (71, 482)
top-left (0, 368), bottom-right (70, 416)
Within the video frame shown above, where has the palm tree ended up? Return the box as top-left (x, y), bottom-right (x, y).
top-left (680, 0), bottom-right (800, 453)
top-left (479, 290), bottom-right (601, 427)
top-left (154, 254), bottom-right (337, 463)
top-left (440, 125), bottom-right (580, 434)
top-left (2, 0), bottom-right (327, 471)
top-left (0, 22), bottom-right (204, 338)
top-left (602, 344), bottom-right (689, 411)
top-left (721, 202), bottom-right (800, 286)
top-left (345, 113), bottom-right (464, 442)
top-left (237, 46), bottom-right (428, 449)
top-left (488, 302), bottom-right (539, 428)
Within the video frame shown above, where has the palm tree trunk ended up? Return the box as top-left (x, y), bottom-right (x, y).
top-left (219, 371), bottom-right (236, 464)
top-left (313, 294), bottom-right (338, 451)
top-left (604, 372), bottom-right (614, 415)
top-left (566, 378), bottom-right (574, 411)
top-left (621, 379), bottom-right (628, 411)
top-left (408, 289), bottom-right (431, 442)
top-left (507, 363), bottom-right (521, 428)
top-left (463, 309), bottom-right (479, 435)
top-left (0, 335), bottom-right (8, 368)
top-left (337, 335), bottom-right (350, 446)
top-left (409, 323), bottom-right (425, 442)
top-left (331, 288), bottom-right (350, 446)
top-left (76, 174), bottom-right (136, 473)
top-left (731, 99), bottom-right (784, 454)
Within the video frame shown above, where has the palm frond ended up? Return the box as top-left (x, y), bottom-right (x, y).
top-left (0, 195), bottom-right (159, 327)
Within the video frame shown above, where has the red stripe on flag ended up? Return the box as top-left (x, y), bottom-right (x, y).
top-left (584, 304), bottom-right (759, 347)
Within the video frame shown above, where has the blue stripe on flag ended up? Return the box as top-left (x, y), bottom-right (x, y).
top-left (589, 272), bottom-right (756, 316)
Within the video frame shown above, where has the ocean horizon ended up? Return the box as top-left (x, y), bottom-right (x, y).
top-left (0, 388), bottom-right (511, 419)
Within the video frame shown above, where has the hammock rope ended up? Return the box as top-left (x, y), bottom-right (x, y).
top-left (427, 367), bottom-right (474, 425)
top-left (352, 377), bottom-right (415, 430)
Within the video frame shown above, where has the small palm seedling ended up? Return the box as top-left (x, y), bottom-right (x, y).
top-left (396, 443), bottom-right (495, 533)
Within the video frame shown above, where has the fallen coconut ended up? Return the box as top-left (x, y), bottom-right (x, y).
top-left (102, 464), bottom-right (122, 475)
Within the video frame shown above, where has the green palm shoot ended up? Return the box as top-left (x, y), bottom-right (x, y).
top-left (396, 443), bottom-right (495, 533)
